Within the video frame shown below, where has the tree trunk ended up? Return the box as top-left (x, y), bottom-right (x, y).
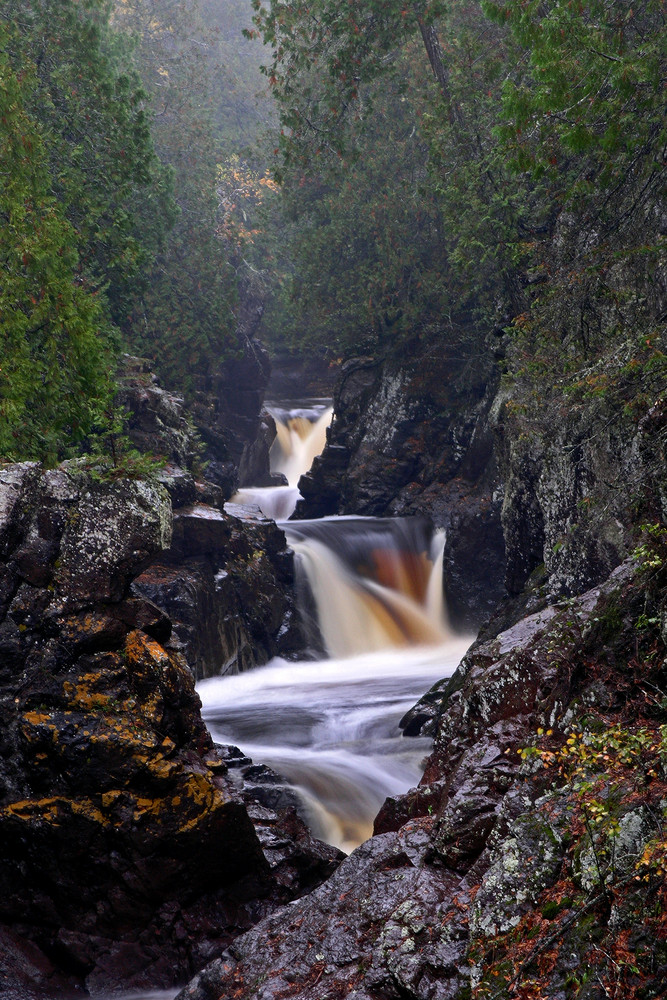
top-left (413, 4), bottom-right (463, 125)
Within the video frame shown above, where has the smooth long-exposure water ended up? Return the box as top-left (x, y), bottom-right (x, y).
top-left (208, 399), bottom-right (471, 853)
top-left (198, 637), bottom-right (470, 853)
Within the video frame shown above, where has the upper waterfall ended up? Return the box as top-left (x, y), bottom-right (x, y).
top-left (232, 398), bottom-right (332, 520)
top-left (269, 403), bottom-right (333, 488)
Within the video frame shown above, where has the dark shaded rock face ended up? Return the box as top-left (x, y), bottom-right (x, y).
top-left (294, 344), bottom-right (507, 630)
top-left (266, 351), bottom-right (338, 400)
top-left (119, 341), bottom-right (278, 498)
top-left (117, 355), bottom-right (303, 678)
top-left (177, 558), bottom-right (667, 1000)
top-left (499, 394), bottom-right (667, 599)
top-left (117, 355), bottom-right (204, 473)
top-left (0, 464), bottom-right (338, 997)
top-left (133, 500), bottom-right (303, 679)
top-left (190, 339), bottom-right (274, 494)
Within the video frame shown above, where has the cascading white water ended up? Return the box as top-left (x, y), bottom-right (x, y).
top-left (199, 639), bottom-right (470, 854)
top-left (202, 399), bottom-right (472, 854)
top-left (269, 402), bottom-right (333, 488)
top-left (231, 398), bottom-right (332, 520)
top-left (282, 518), bottom-right (451, 657)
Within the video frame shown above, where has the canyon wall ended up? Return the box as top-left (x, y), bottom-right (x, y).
top-left (294, 341), bottom-right (506, 631)
top-left (295, 339), bottom-right (666, 633)
top-left (0, 462), bottom-right (338, 998)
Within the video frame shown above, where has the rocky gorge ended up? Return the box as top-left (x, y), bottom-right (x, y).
top-left (0, 335), bottom-right (666, 1000)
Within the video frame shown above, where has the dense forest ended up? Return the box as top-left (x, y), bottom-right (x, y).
top-left (0, 0), bottom-right (273, 461)
top-left (2, 0), bottom-right (664, 464)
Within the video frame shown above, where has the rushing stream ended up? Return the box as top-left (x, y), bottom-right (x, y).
top-left (205, 399), bottom-right (472, 854)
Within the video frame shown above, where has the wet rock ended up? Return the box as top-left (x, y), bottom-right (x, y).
top-left (189, 338), bottom-right (273, 494)
top-left (117, 355), bottom-right (202, 471)
top-left (0, 926), bottom-right (82, 1000)
top-left (177, 557), bottom-right (667, 1000)
top-left (176, 820), bottom-right (469, 1000)
top-left (54, 474), bottom-right (172, 606)
top-left (498, 389), bottom-right (667, 599)
top-left (133, 502), bottom-right (302, 679)
top-left (238, 409), bottom-right (285, 488)
top-left (0, 463), bottom-right (42, 560)
top-left (119, 343), bottom-right (278, 499)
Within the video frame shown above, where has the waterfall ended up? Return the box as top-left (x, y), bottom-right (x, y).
top-left (231, 398), bottom-right (332, 520)
top-left (283, 518), bottom-right (450, 657)
top-left (269, 403), bottom-right (333, 488)
top-left (202, 397), bottom-right (471, 854)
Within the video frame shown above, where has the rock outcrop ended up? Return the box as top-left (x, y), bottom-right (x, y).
top-left (189, 338), bottom-right (277, 493)
top-left (119, 339), bottom-right (281, 498)
top-left (133, 498), bottom-right (302, 679)
top-left (499, 388), bottom-right (667, 599)
top-left (176, 555), bottom-right (667, 1000)
top-left (117, 355), bottom-right (303, 678)
top-left (0, 463), bottom-right (338, 997)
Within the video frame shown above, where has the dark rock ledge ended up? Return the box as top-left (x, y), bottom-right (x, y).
top-left (0, 462), bottom-right (339, 998)
top-left (117, 354), bottom-right (304, 679)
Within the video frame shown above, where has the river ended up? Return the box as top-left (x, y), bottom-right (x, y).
top-left (209, 400), bottom-right (471, 853)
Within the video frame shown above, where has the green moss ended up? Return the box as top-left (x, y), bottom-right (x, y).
top-left (596, 603), bottom-right (624, 643)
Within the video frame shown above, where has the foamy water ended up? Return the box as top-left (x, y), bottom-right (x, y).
top-left (198, 638), bottom-right (470, 853)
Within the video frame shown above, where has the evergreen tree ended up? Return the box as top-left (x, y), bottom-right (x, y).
top-left (0, 27), bottom-right (113, 463)
top-left (485, 0), bottom-right (666, 358)
top-left (112, 0), bottom-right (243, 389)
top-left (2, 0), bottom-right (175, 326)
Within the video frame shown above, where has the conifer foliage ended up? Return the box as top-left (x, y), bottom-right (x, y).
top-left (0, 1), bottom-right (171, 463)
top-left (249, 0), bottom-right (665, 363)
top-left (0, 21), bottom-right (114, 463)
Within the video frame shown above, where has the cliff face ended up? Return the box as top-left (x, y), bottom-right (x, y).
top-left (119, 343), bottom-right (281, 498)
top-left (0, 463), bottom-right (337, 997)
top-left (294, 339), bottom-right (667, 630)
top-left (499, 390), bottom-right (667, 599)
